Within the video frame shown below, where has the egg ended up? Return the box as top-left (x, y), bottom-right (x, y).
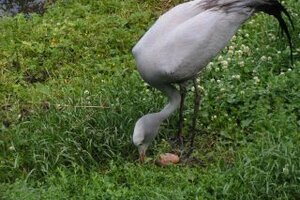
top-left (155, 153), bottom-right (180, 166)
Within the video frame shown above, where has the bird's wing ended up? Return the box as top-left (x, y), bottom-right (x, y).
top-left (154, 9), bottom-right (252, 82)
top-left (133, 0), bottom-right (207, 54)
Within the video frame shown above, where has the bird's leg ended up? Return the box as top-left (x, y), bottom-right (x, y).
top-left (187, 77), bottom-right (201, 157)
top-left (176, 83), bottom-right (187, 148)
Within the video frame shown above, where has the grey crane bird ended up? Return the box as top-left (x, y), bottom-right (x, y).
top-left (132, 0), bottom-right (293, 162)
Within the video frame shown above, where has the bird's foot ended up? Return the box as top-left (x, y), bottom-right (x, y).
top-left (180, 155), bottom-right (207, 167)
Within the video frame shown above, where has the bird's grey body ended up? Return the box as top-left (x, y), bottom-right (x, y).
top-left (132, 0), bottom-right (293, 161)
top-left (132, 0), bottom-right (252, 85)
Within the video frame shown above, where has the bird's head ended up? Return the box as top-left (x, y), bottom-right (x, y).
top-left (132, 114), bottom-right (160, 163)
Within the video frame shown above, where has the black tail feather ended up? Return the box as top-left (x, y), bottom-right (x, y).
top-left (255, 0), bottom-right (294, 64)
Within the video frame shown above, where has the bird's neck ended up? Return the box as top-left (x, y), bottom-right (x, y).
top-left (154, 84), bottom-right (181, 122)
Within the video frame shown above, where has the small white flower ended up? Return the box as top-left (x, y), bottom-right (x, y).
top-left (243, 46), bottom-right (250, 54)
top-left (84, 90), bottom-right (90, 95)
top-left (280, 72), bottom-right (285, 76)
top-left (9, 146), bottom-right (15, 151)
top-left (267, 56), bottom-right (272, 61)
top-left (240, 91), bottom-right (245, 95)
top-left (217, 79), bottom-right (221, 83)
top-left (236, 50), bottom-right (243, 56)
top-left (218, 55), bottom-right (223, 61)
top-left (253, 76), bottom-right (260, 84)
top-left (232, 75), bottom-right (241, 80)
top-left (238, 61), bottom-right (245, 67)
top-left (283, 165), bottom-right (289, 175)
top-left (260, 56), bottom-right (267, 61)
top-left (221, 60), bottom-right (228, 69)
top-left (288, 68), bottom-right (292, 72)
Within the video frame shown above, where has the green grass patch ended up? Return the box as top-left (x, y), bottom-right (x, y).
top-left (0, 0), bottom-right (300, 199)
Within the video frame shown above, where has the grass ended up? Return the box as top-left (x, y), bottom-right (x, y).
top-left (0, 0), bottom-right (300, 199)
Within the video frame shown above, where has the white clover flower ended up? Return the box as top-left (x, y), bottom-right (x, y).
top-left (207, 62), bottom-right (214, 70)
top-left (228, 50), bottom-right (234, 55)
top-left (221, 60), bottom-right (228, 69)
top-left (236, 50), bottom-right (243, 56)
top-left (84, 90), bottom-right (90, 95)
top-left (277, 51), bottom-right (282, 54)
top-left (283, 165), bottom-right (289, 175)
top-left (9, 146), bottom-right (15, 151)
top-left (245, 33), bottom-right (249, 38)
top-left (232, 75), bottom-right (241, 80)
top-left (215, 67), bottom-right (220, 72)
top-left (220, 88), bottom-right (226, 92)
top-left (238, 61), bottom-right (245, 67)
top-left (191, 86), bottom-right (195, 92)
top-left (288, 68), bottom-right (292, 72)
top-left (229, 46), bottom-right (235, 50)
top-left (280, 72), bottom-right (285, 76)
top-left (210, 78), bottom-right (215, 82)
top-left (240, 90), bottom-right (245, 95)
top-left (267, 56), bottom-right (272, 61)
top-left (260, 56), bottom-right (267, 61)
top-left (243, 46), bottom-right (250, 54)
top-left (253, 76), bottom-right (260, 84)
top-left (217, 79), bottom-right (221, 83)
top-left (218, 55), bottom-right (223, 61)
top-left (232, 35), bottom-right (237, 41)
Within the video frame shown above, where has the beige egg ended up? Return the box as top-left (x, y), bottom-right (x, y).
top-left (156, 153), bottom-right (180, 166)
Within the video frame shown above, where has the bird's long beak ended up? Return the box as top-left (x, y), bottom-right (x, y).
top-left (139, 151), bottom-right (145, 163)
top-left (138, 146), bottom-right (147, 164)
